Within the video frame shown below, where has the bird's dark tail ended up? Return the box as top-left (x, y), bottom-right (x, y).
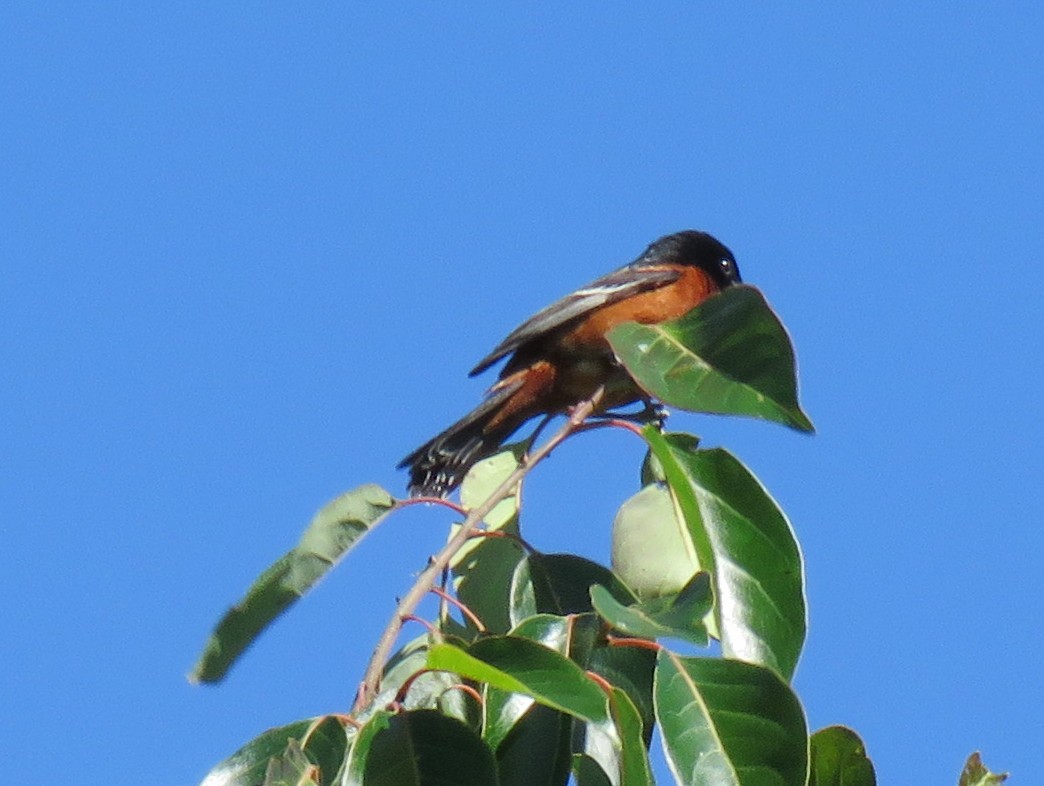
top-left (398, 382), bottom-right (526, 497)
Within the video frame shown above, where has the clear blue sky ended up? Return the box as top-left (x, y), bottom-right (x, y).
top-left (3, 5), bottom-right (1042, 784)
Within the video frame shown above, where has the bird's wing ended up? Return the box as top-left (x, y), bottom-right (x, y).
top-left (469, 264), bottom-right (681, 376)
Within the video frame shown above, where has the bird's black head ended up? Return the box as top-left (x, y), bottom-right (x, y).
top-left (637, 230), bottom-right (741, 289)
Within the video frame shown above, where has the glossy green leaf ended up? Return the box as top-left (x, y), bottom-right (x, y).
top-left (575, 640), bottom-right (659, 786)
top-left (959, 753), bottom-right (1009, 786)
top-left (611, 483), bottom-right (699, 599)
top-left (512, 613), bottom-right (601, 665)
top-left (572, 755), bottom-right (613, 786)
top-left (493, 702), bottom-right (574, 786)
top-left (459, 444), bottom-right (525, 527)
top-left (609, 687), bottom-right (654, 785)
top-left (341, 710), bottom-right (392, 786)
top-left (295, 717), bottom-right (351, 786)
top-left (202, 721), bottom-right (311, 786)
top-left (485, 615), bottom-right (602, 785)
top-left (510, 553), bottom-right (636, 625)
top-left (641, 434), bottom-right (699, 486)
top-left (483, 614), bottom-right (597, 751)
top-left (454, 535), bottom-right (528, 635)
top-left (361, 633), bottom-right (477, 728)
top-left (809, 726), bottom-right (876, 786)
top-left (191, 485), bottom-right (396, 683)
top-left (655, 652), bottom-right (808, 786)
top-left (357, 710), bottom-right (499, 786)
top-left (357, 635), bottom-right (456, 723)
top-left (645, 431), bottom-right (806, 680)
top-left (591, 572), bottom-right (711, 645)
top-left (427, 638), bottom-right (609, 723)
top-left (200, 716), bottom-right (349, 786)
top-left (586, 645), bottom-right (657, 744)
top-left (451, 448), bottom-right (528, 635)
top-left (261, 740), bottom-right (319, 786)
top-left (580, 686), bottom-right (656, 786)
top-left (608, 284), bottom-right (814, 432)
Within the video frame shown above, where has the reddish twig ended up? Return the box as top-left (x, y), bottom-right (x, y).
top-left (396, 495), bottom-right (469, 517)
top-left (441, 682), bottom-right (484, 706)
top-left (606, 635), bottom-right (663, 653)
top-left (466, 528), bottom-right (538, 555)
top-left (585, 669), bottom-right (616, 696)
top-left (401, 614), bottom-right (437, 635)
top-left (394, 669), bottom-right (429, 704)
top-left (430, 586), bottom-right (486, 632)
top-left (333, 713), bottom-right (362, 729)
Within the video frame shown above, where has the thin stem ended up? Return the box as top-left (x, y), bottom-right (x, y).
top-left (401, 614), bottom-right (437, 635)
top-left (585, 670), bottom-right (616, 696)
top-left (351, 387), bottom-right (605, 715)
top-left (466, 528), bottom-right (537, 555)
top-left (396, 495), bottom-right (469, 517)
top-left (441, 682), bottom-right (484, 706)
top-left (606, 635), bottom-right (663, 653)
top-left (430, 586), bottom-right (486, 632)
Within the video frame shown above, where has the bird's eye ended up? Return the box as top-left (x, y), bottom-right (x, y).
top-left (719, 258), bottom-right (733, 273)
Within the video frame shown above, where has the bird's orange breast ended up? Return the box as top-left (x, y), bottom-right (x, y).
top-left (558, 265), bottom-right (718, 353)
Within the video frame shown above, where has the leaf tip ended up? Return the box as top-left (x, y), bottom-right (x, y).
top-left (793, 412), bottom-right (816, 433)
top-left (186, 660), bottom-right (214, 686)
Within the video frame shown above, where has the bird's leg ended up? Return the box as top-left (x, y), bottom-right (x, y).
top-left (588, 397), bottom-right (669, 429)
top-left (522, 414), bottom-right (555, 455)
top-left (640, 396), bottom-right (670, 429)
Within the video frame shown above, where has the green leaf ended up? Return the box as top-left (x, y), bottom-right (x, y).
top-left (492, 703), bottom-right (574, 786)
top-left (586, 645), bottom-right (657, 744)
top-left (459, 444), bottom-right (525, 528)
top-left (295, 717), bottom-right (351, 786)
top-left (360, 633), bottom-right (478, 729)
top-left (427, 638), bottom-right (609, 723)
top-left (454, 534), bottom-right (528, 636)
top-left (483, 615), bottom-right (602, 785)
top-left (483, 614), bottom-right (598, 751)
top-left (511, 613), bottom-right (601, 665)
top-left (191, 485), bottom-right (396, 683)
top-left (809, 726), bottom-right (876, 786)
top-left (590, 572), bottom-right (711, 645)
top-left (341, 710), bottom-right (392, 786)
top-left (200, 716), bottom-right (349, 786)
top-left (362, 634), bottom-right (468, 723)
top-left (262, 740), bottom-right (319, 786)
top-left (367, 635), bottom-right (434, 712)
top-left (581, 687), bottom-right (656, 786)
top-left (572, 755), bottom-right (613, 786)
top-left (641, 433), bottom-right (700, 486)
top-left (959, 753), bottom-right (1009, 786)
top-left (452, 448), bottom-right (528, 635)
top-left (577, 639), bottom-right (659, 786)
top-left (201, 720), bottom-right (310, 786)
top-left (608, 284), bottom-right (814, 432)
top-left (357, 710), bottom-right (499, 786)
top-left (655, 652), bottom-right (808, 786)
top-left (645, 431), bottom-right (806, 680)
top-left (510, 553), bottom-right (637, 625)
top-left (609, 687), bottom-right (655, 786)
top-left (611, 483), bottom-right (699, 599)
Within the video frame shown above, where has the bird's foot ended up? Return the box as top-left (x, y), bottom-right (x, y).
top-left (590, 399), bottom-right (669, 429)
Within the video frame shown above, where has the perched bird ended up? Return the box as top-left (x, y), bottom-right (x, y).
top-left (399, 230), bottom-right (742, 497)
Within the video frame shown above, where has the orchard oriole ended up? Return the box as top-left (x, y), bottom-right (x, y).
top-left (399, 230), bottom-right (742, 497)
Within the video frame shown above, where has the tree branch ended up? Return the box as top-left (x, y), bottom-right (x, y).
top-left (351, 387), bottom-right (605, 714)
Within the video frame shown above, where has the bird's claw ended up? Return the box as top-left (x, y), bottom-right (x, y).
top-left (589, 399), bottom-right (669, 429)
